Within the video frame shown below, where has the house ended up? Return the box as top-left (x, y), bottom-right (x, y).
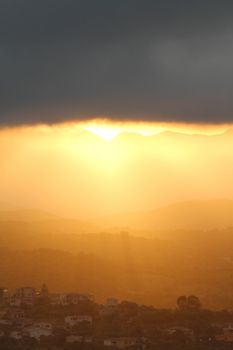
top-left (66, 335), bottom-right (93, 343)
top-left (77, 315), bottom-right (93, 324)
top-left (79, 293), bottom-right (94, 302)
top-left (101, 297), bottom-right (119, 316)
top-left (10, 330), bottom-right (23, 340)
top-left (50, 293), bottom-right (75, 306)
top-left (66, 335), bottom-right (84, 343)
top-left (50, 293), bottom-right (62, 305)
top-left (104, 337), bottom-right (138, 349)
top-left (65, 293), bottom-right (94, 303)
top-left (6, 309), bottom-right (27, 327)
top-left (50, 292), bottom-right (94, 305)
top-left (165, 327), bottom-right (194, 340)
top-left (10, 296), bottom-right (21, 307)
top-left (36, 322), bottom-right (53, 331)
top-left (23, 322), bottom-right (53, 340)
top-left (7, 308), bottom-right (25, 321)
top-left (11, 287), bottom-right (36, 306)
top-left (65, 315), bottom-right (93, 328)
top-left (216, 325), bottom-right (233, 342)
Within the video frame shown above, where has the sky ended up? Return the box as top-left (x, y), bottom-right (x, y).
top-left (1, 0), bottom-right (233, 126)
top-left (1, 126), bottom-right (233, 218)
top-left (1, 1), bottom-right (233, 218)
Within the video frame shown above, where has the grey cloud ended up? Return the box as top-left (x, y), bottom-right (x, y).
top-left (1, 0), bottom-right (233, 125)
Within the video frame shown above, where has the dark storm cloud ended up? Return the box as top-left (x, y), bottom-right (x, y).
top-left (1, 0), bottom-right (233, 125)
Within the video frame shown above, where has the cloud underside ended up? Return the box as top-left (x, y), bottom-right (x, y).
top-left (1, 0), bottom-right (233, 126)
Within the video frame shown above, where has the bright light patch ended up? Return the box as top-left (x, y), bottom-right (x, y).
top-left (83, 125), bottom-right (121, 141)
top-left (77, 119), bottom-right (230, 140)
top-left (79, 120), bottom-right (164, 140)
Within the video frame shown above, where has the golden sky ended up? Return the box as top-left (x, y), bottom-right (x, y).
top-left (0, 121), bottom-right (233, 219)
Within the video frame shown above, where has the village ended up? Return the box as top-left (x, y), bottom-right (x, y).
top-left (0, 286), bottom-right (233, 349)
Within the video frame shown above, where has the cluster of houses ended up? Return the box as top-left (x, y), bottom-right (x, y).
top-left (215, 325), bottom-right (233, 342)
top-left (1, 286), bottom-right (233, 348)
top-left (0, 285), bottom-right (94, 342)
top-left (0, 285), bottom-right (94, 307)
top-left (0, 285), bottom-right (145, 348)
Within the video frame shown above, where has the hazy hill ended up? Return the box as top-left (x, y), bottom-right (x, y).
top-left (1, 227), bottom-right (233, 309)
top-left (0, 205), bottom-right (98, 232)
top-left (0, 209), bottom-right (59, 222)
top-left (1, 199), bottom-right (233, 231)
top-left (1, 200), bottom-right (233, 308)
top-left (0, 202), bottom-right (23, 211)
top-left (94, 199), bottom-right (233, 231)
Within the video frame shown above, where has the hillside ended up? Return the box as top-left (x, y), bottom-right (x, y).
top-left (94, 199), bottom-right (233, 231)
top-left (1, 199), bottom-right (233, 308)
top-left (1, 199), bottom-right (233, 232)
top-left (0, 209), bottom-right (59, 222)
top-left (0, 227), bottom-right (233, 309)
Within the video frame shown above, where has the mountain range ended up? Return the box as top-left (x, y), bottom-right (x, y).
top-left (1, 199), bottom-right (233, 232)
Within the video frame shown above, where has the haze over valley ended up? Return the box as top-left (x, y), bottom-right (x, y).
top-left (0, 198), bottom-right (233, 309)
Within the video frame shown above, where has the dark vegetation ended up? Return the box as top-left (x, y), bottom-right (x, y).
top-left (0, 296), bottom-right (233, 350)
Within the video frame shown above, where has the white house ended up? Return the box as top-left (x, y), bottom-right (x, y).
top-left (23, 322), bottom-right (53, 340)
top-left (36, 322), bottom-right (53, 331)
top-left (66, 335), bottom-right (93, 343)
top-left (10, 330), bottom-right (23, 340)
top-left (50, 293), bottom-right (94, 305)
top-left (104, 337), bottom-right (138, 349)
top-left (66, 335), bottom-right (84, 343)
top-left (65, 315), bottom-right (93, 328)
top-left (165, 327), bottom-right (194, 340)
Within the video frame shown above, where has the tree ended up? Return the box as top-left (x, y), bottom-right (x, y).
top-left (187, 295), bottom-right (201, 311)
top-left (177, 296), bottom-right (187, 311)
top-left (177, 295), bottom-right (201, 311)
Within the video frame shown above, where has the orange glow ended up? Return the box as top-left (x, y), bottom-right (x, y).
top-left (0, 120), bottom-right (233, 219)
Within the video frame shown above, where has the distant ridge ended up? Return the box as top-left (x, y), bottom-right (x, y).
top-left (0, 208), bottom-right (58, 222)
top-left (0, 207), bottom-right (98, 233)
top-left (0, 202), bottom-right (23, 211)
top-left (2, 199), bottom-right (233, 231)
top-left (94, 199), bottom-right (233, 231)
